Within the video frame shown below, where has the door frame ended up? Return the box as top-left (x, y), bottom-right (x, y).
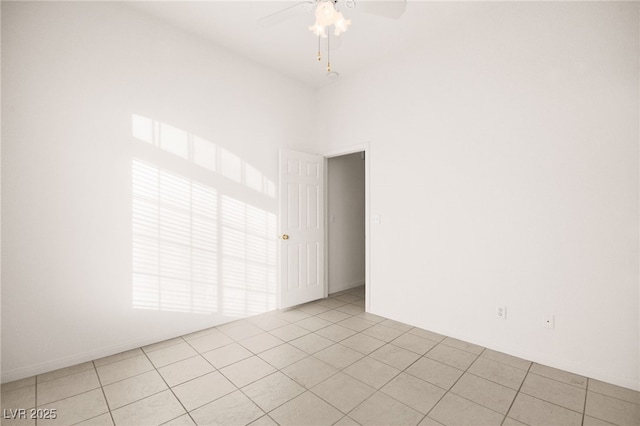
top-left (323, 142), bottom-right (371, 312)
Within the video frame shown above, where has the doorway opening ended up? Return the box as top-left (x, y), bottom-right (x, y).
top-left (325, 144), bottom-right (370, 311)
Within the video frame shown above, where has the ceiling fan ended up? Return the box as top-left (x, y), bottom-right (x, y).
top-left (258, 0), bottom-right (407, 27)
top-left (258, 0), bottom-right (407, 75)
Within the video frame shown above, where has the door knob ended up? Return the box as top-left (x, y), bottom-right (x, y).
top-left (282, 234), bottom-right (289, 240)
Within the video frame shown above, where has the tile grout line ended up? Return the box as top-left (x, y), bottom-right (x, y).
top-left (265, 297), bottom-right (372, 422)
top-left (341, 379), bottom-right (420, 424)
top-left (96, 379), bottom-right (165, 418)
top-left (581, 379), bottom-right (589, 426)
top-left (231, 376), bottom-right (271, 423)
top-left (515, 389), bottom-right (593, 416)
top-left (278, 353), bottom-right (341, 388)
top-left (139, 346), bottom-right (199, 426)
top-left (370, 384), bottom-right (430, 424)
top-left (247, 367), bottom-right (304, 410)
top-left (515, 374), bottom-right (590, 416)
top-left (262, 325), bottom-right (357, 425)
top-left (225, 298), bottom-right (364, 423)
top-left (92, 360), bottom-right (117, 426)
top-left (176, 334), bottom-right (240, 410)
top-left (463, 369), bottom-right (524, 393)
top-left (36, 362), bottom-right (96, 385)
top-left (526, 368), bottom-right (588, 391)
top-left (303, 361), bottom-right (377, 419)
top-left (421, 347), bottom-right (499, 425)
top-left (400, 348), bottom-right (465, 388)
top-left (474, 354), bottom-right (531, 372)
top-left (368, 345), bottom-right (426, 371)
top-left (94, 351), bottom-right (145, 369)
top-left (584, 387), bottom-right (640, 406)
top-left (141, 336), bottom-right (188, 355)
top-left (34, 370), bottom-right (103, 415)
top-left (324, 319), bottom-right (448, 426)
top-left (388, 325), bottom-right (444, 347)
top-left (196, 340), bottom-right (291, 415)
top-left (439, 339), bottom-right (485, 356)
top-left (502, 360), bottom-right (534, 425)
top-left (34, 373), bottom-right (38, 426)
top-left (96, 361), bottom-right (155, 387)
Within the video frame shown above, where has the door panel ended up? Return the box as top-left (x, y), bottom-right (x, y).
top-left (279, 149), bottom-right (325, 309)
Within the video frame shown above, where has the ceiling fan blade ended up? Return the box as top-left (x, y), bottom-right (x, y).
top-left (258, 1), bottom-right (315, 28)
top-left (358, 0), bottom-right (407, 19)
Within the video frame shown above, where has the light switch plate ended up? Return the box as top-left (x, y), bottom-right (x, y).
top-left (496, 306), bottom-right (506, 320)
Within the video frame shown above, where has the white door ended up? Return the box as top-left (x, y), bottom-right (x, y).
top-left (279, 149), bottom-right (325, 309)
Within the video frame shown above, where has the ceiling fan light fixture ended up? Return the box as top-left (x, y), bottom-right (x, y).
top-left (308, 0), bottom-right (352, 74)
top-left (333, 12), bottom-right (351, 36)
top-left (309, 0), bottom-right (351, 37)
top-left (308, 23), bottom-right (327, 38)
top-left (316, 1), bottom-right (338, 26)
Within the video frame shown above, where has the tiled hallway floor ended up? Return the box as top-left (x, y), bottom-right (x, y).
top-left (2, 286), bottom-right (639, 426)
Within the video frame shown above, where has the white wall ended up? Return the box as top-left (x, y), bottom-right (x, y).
top-left (0, 1), bottom-right (3, 385)
top-left (327, 153), bottom-right (365, 293)
top-left (317, 2), bottom-right (640, 390)
top-left (1, 2), bottom-right (316, 382)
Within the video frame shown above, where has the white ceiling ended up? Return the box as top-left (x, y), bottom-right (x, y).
top-left (127, 1), bottom-right (492, 88)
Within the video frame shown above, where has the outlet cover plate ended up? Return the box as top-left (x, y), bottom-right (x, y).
top-left (544, 314), bottom-right (555, 329)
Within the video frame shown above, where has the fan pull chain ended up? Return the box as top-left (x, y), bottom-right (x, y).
top-left (317, 36), bottom-right (321, 61)
top-left (327, 32), bottom-right (331, 72)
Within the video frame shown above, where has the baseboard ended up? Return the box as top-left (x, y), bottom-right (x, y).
top-left (369, 307), bottom-right (640, 392)
top-left (329, 279), bottom-right (365, 295)
top-left (1, 324), bottom-right (218, 384)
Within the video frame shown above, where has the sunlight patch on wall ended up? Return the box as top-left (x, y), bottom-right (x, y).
top-left (132, 114), bottom-right (276, 198)
top-left (221, 196), bottom-right (278, 316)
top-left (132, 159), bottom-right (278, 317)
top-left (132, 160), bottom-right (218, 314)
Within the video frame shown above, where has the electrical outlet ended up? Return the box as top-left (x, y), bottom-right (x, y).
top-left (372, 214), bottom-right (381, 224)
top-left (544, 314), bottom-right (554, 329)
top-left (496, 306), bottom-right (506, 320)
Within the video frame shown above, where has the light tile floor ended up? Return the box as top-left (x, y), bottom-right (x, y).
top-left (2, 286), bottom-right (639, 426)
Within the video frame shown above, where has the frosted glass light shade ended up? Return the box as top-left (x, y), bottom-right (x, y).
top-left (309, 23), bottom-right (327, 38)
top-left (308, 1), bottom-right (350, 38)
top-left (315, 1), bottom-right (338, 26)
top-left (333, 12), bottom-right (351, 36)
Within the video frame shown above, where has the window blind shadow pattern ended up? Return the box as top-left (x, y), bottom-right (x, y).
top-left (132, 159), bottom-right (277, 316)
